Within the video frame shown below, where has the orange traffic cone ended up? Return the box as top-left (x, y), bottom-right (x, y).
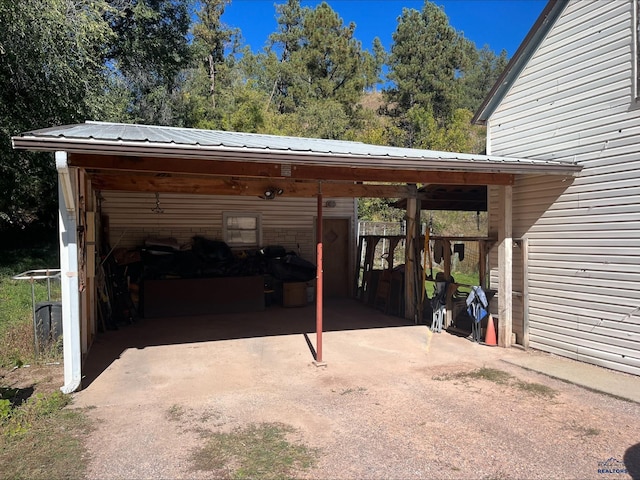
top-left (484, 314), bottom-right (497, 346)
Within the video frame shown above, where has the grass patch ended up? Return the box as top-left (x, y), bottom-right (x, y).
top-left (0, 243), bottom-right (60, 368)
top-left (0, 243), bottom-right (58, 278)
top-left (425, 270), bottom-right (479, 296)
top-left (339, 386), bottom-right (367, 395)
top-left (566, 420), bottom-right (601, 437)
top-left (0, 390), bottom-right (91, 479)
top-left (191, 422), bottom-right (318, 479)
top-left (434, 367), bottom-right (559, 398)
top-left (166, 404), bottom-right (185, 422)
top-left (0, 244), bottom-right (89, 478)
top-left (465, 367), bottom-right (513, 385)
top-left (434, 367), bottom-right (512, 385)
top-left (1, 390), bottom-right (70, 437)
top-left (515, 380), bottom-right (558, 399)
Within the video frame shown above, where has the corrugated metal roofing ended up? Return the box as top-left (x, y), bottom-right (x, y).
top-left (13, 121), bottom-right (581, 175)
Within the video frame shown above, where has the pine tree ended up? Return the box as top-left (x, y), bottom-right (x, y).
top-left (385, 1), bottom-right (471, 146)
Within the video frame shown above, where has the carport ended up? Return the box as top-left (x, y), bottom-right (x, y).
top-left (12, 121), bottom-right (580, 393)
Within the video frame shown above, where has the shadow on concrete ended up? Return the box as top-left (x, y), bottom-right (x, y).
top-left (81, 298), bottom-right (415, 388)
top-left (625, 443), bottom-right (640, 480)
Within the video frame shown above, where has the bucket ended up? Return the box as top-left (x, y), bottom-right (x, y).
top-left (283, 282), bottom-right (307, 307)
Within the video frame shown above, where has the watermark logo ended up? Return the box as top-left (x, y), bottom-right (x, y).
top-left (597, 457), bottom-right (628, 475)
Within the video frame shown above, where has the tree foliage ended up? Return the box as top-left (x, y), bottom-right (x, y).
top-left (0, 0), bottom-right (113, 230)
top-left (384, 2), bottom-right (476, 148)
top-left (255, 1), bottom-right (381, 129)
top-left (105, 0), bottom-right (193, 125)
top-left (0, 0), bottom-right (509, 232)
top-left (459, 45), bottom-right (509, 112)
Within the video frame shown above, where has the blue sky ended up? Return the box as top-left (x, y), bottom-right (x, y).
top-left (222, 0), bottom-right (548, 57)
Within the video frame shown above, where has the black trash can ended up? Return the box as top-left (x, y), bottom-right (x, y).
top-left (34, 301), bottom-right (63, 346)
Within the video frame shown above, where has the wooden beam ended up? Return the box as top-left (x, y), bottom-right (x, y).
top-left (443, 239), bottom-right (453, 328)
top-left (71, 154), bottom-right (515, 186)
top-left (292, 165), bottom-right (514, 186)
top-left (71, 154), bottom-right (280, 179)
top-left (404, 186), bottom-right (418, 321)
top-left (88, 173), bottom-right (417, 198)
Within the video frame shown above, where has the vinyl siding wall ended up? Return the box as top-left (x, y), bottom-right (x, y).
top-left (488, 0), bottom-right (640, 375)
top-left (100, 191), bottom-right (355, 264)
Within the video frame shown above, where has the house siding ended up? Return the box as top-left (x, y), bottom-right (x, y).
top-left (488, 0), bottom-right (640, 375)
top-left (100, 191), bottom-right (355, 264)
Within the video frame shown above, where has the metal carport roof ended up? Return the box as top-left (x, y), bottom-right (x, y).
top-left (13, 121), bottom-right (581, 178)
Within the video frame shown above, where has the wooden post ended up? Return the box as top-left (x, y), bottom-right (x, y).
top-left (404, 185), bottom-right (418, 321)
top-left (443, 239), bottom-right (453, 328)
top-left (479, 240), bottom-right (487, 290)
top-left (414, 206), bottom-right (422, 324)
top-left (498, 185), bottom-right (513, 347)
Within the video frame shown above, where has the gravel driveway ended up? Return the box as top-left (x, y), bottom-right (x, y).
top-left (72, 306), bottom-right (640, 480)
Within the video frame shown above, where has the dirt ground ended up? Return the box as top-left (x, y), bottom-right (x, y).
top-left (59, 302), bottom-right (640, 480)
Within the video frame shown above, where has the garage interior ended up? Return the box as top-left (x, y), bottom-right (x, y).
top-left (12, 121), bottom-right (581, 392)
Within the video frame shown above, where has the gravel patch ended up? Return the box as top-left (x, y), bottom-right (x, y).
top-left (73, 323), bottom-right (640, 480)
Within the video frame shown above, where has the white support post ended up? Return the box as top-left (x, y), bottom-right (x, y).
top-left (56, 151), bottom-right (82, 393)
top-left (498, 185), bottom-right (513, 347)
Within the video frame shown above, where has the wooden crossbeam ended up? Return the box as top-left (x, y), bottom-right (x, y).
top-left (89, 173), bottom-right (416, 198)
top-left (71, 154), bottom-right (514, 186)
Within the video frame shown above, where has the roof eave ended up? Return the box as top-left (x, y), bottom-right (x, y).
top-left (472, 0), bottom-right (569, 125)
top-left (11, 135), bottom-right (582, 177)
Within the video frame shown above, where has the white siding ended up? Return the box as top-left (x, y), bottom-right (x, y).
top-left (100, 191), bottom-right (355, 264)
top-left (488, 0), bottom-right (640, 375)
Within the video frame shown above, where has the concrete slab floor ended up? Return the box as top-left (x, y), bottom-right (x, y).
top-left (75, 298), bottom-right (640, 407)
top-left (72, 299), bottom-right (640, 403)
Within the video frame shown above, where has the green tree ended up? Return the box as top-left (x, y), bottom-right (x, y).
top-left (387, 3), bottom-right (468, 119)
top-left (262, 1), bottom-right (380, 125)
top-left (358, 198), bottom-right (404, 222)
top-left (0, 0), bottom-right (113, 232)
top-left (186, 0), bottom-right (243, 129)
top-left (266, 0), bottom-right (305, 113)
top-left (385, 1), bottom-right (471, 147)
top-left (296, 3), bottom-right (375, 108)
top-left (459, 45), bottom-right (508, 112)
top-left (105, 0), bottom-right (193, 125)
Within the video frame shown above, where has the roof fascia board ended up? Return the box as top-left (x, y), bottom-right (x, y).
top-left (472, 0), bottom-right (569, 125)
top-left (12, 135), bottom-right (582, 176)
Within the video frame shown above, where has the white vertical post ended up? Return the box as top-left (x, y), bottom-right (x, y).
top-left (498, 184), bottom-right (513, 347)
top-left (56, 151), bottom-right (82, 393)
